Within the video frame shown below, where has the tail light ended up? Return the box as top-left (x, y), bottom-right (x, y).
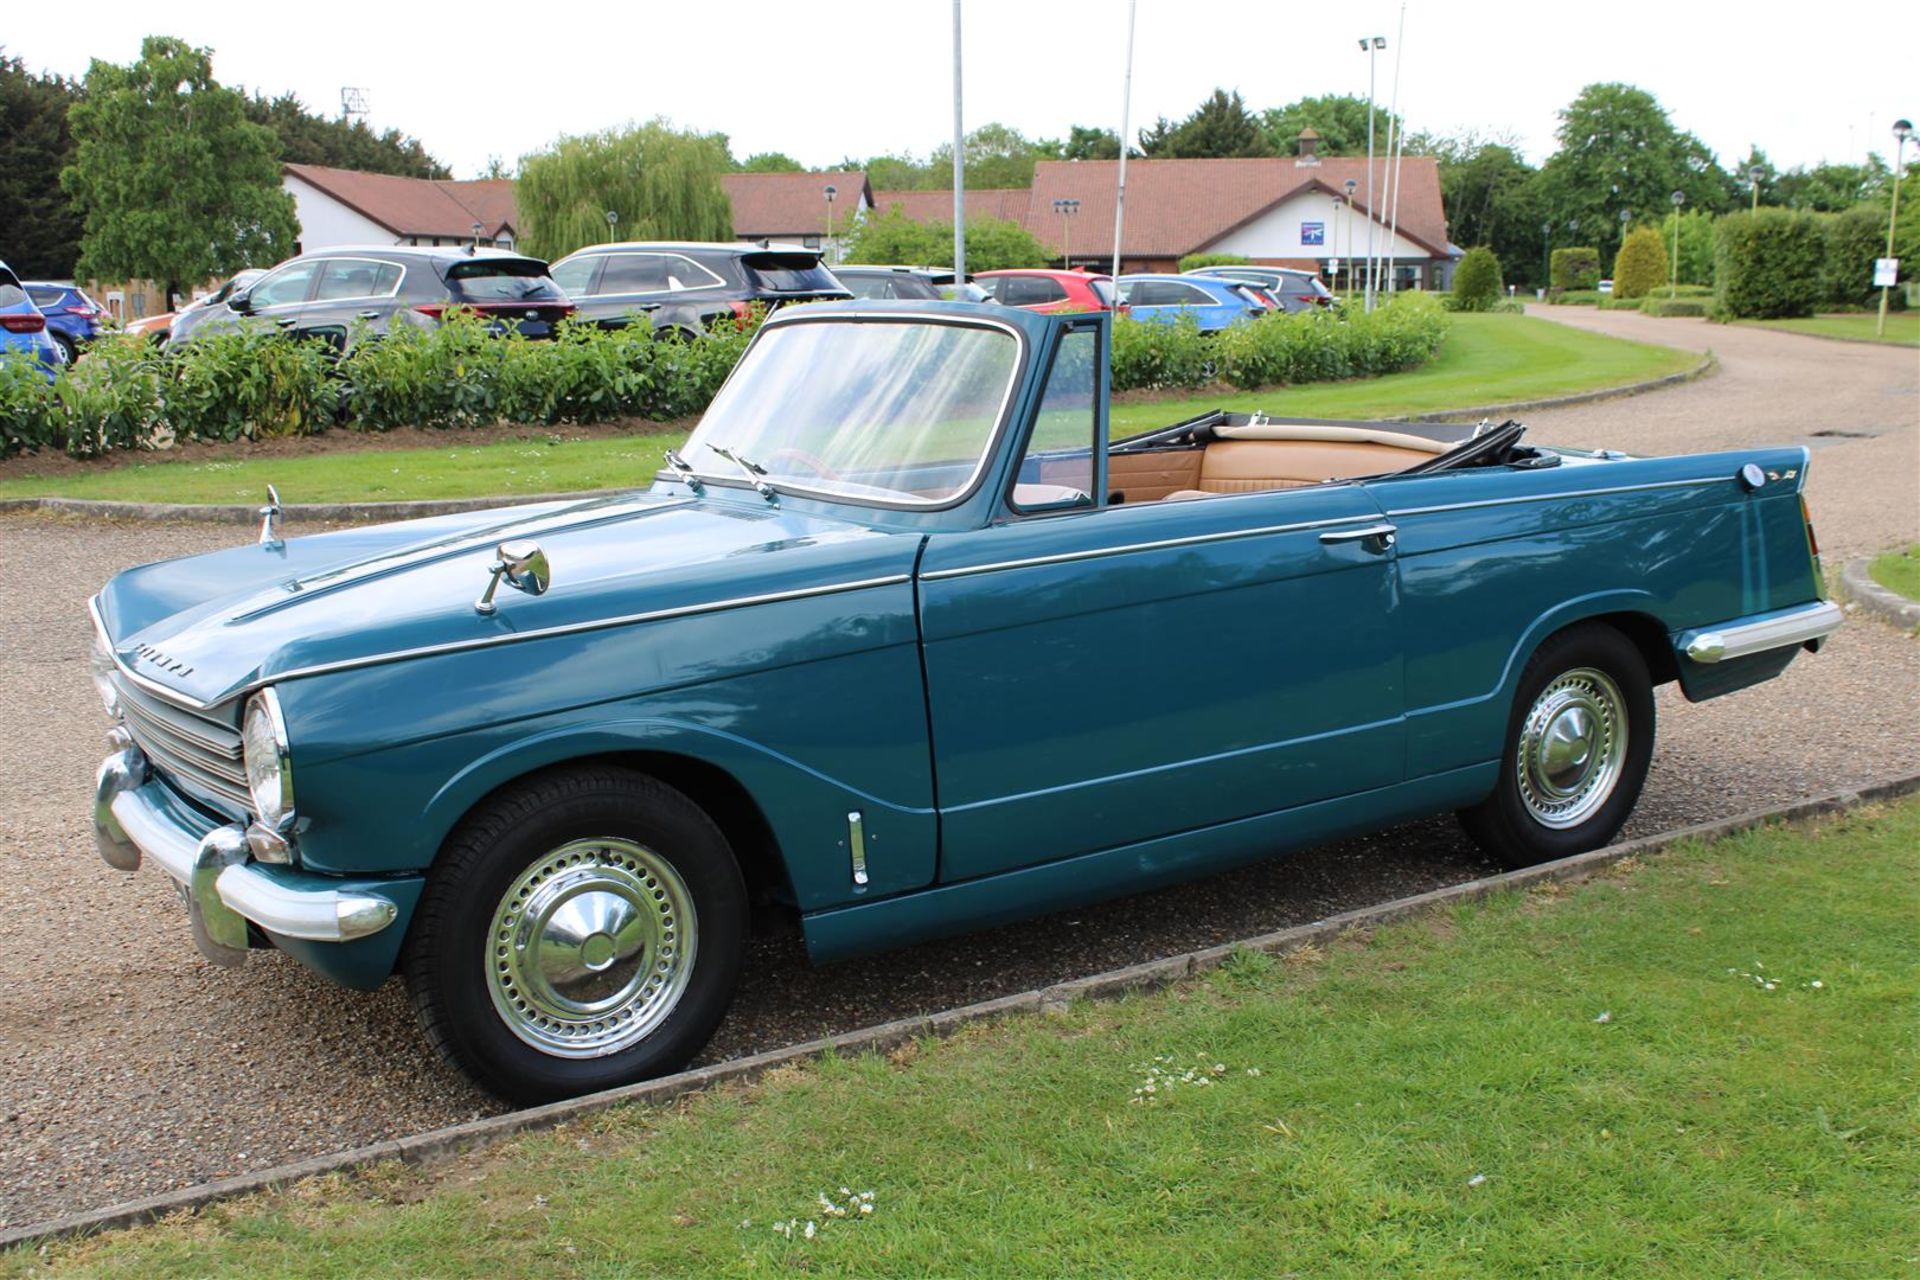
top-left (66, 305), bottom-right (99, 318)
top-left (0, 313), bottom-right (46, 333)
top-left (730, 300), bottom-right (753, 322)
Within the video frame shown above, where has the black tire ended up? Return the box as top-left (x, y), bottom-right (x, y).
top-left (1458, 623), bottom-right (1655, 869)
top-left (52, 334), bottom-right (77, 367)
top-left (403, 764), bottom-right (748, 1105)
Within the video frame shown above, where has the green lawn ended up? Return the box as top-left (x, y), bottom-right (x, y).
top-left (15, 799), bottom-right (1915, 1278)
top-left (1869, 543), bottom-right (1920, 599)
top-left (0, 314), bottom-right (1696, 507)
top-left (1739, 312), bottom-right (1920, 346)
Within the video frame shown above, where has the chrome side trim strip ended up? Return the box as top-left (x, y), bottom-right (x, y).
top-left (271, 574), bottom-right (914, 687)
top-left (920, 514), bottom-right (1380, 580)
top-left (1679, 600), bottom-right (1844, 663)
top-left (1382, 475), bottom-right (1724, 517)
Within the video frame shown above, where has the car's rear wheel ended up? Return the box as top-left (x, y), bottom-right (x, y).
top-left (1458, 623), bottom-right (1654, 869)
top-left (52, 334), bottom-right (77, 366)
top-left (404, 765), bottom-right (748, 1104)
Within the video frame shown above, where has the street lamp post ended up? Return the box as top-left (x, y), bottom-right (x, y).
top-left (1542, 221), bottom-right (1552, 291)
top-left (1669, 190), bottom-right (1685, 299)
top-left (1748, 164), bottom-right (1766, 216)
top-left (605, 209), bottom-right (618, 243)
top-left (1053, 198), bottom-right (1080, 268)
top-left (823, 184), bottom-right (838, 263)
top-left (470, 220), bottom-right (483, 250)
top-left (1616, 208), bottom-right (1630, 273)
top-left (1879, 118), bottom-right (1912, 338)
top-left (1358, 35), bottom-right (1386, 312)
top-left (1343, 180), bottom-right (1358, 304)
top-left (1330, 195), bottom-right (1345, 295)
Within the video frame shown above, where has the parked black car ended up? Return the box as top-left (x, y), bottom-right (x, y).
top-left (1183, 265), bottom-right (1336, 313)
top-left (831, 265), bottom-right (991, 303)
top-left (176, 246), bottom-right (574, 352)
top-left (548, 242), bottom-right (851, 336)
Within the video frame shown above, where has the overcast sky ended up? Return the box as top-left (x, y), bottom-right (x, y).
top-left (4, 1), bottom-right (1911, 180)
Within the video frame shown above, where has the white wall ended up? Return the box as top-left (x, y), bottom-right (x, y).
top-left (1206, 189), bottom-right (1434, 265)
top-left (284, 175), bottom-right (398, 253)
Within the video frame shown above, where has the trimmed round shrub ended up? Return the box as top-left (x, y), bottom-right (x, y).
top-left (1551, 247), bottom-right (1601, 291)
top-left (1448, 247), bottom-right (1503, 312)
top-left (1612, 227), bottom-right (1670, 300)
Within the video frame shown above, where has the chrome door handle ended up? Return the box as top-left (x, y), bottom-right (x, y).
top-left (274, 317), bottom-right (298, 328)
top-left (1319, 522), bottom-right (1397, 549)
top-left (357, 309), bottom-right (382, 319)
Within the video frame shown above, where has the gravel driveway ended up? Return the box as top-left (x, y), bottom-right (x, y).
top-left (2, 314), bottom-right (1915, 1230)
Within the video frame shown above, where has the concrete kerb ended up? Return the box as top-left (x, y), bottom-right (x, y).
top-left (8, 771), bottom-right (1915, 1254)
top-left (0, 358), bottom-right (1716, 527)
top-left (1840, 556), bottom-right (1920, 632)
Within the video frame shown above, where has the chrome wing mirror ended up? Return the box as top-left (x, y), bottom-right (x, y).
top-left (474, 539), bottom-right (551, 615)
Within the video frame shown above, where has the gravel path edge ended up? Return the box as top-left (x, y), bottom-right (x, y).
top-left (1841, 557), bottom-right (1920, 632)
top-left (7, 768), bottom-right (1914, 1256)
top-left (0, 355), bottom-right (1714, 526)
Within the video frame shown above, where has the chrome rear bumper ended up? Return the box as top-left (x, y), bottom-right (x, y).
top-left (1679, 600), bottom-right (1844, 664)
top-left (94, 747), bottom-right (398, 966)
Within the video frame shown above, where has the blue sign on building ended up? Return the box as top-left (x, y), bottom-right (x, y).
top-left (1301, 221), bottom-right (1326, 247)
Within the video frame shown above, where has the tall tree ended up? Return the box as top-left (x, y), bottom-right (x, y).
top-left (1534, 83), bottom-right (1732, 260)
top-left (737, 151), bottom-right (805, 173)
top-left (1046, 125), bottom-right (1123, 161)
top-left (62, 37), bottom-right (297, 306)
top-left (1260, 94), bottom-right (1403, 157)
top-left (0, 49), bottom-right (85, 278)
top-left (516, 120), bottom-right (733, 260)
top-left (1139, 89), bottom-right (1273, 159)
top-left (1772, 158), bottom-right (1889, 211)
top-left (243, 91), bottom-right (449, 178)
top-left (929, 122), bottom-right (1046, 188)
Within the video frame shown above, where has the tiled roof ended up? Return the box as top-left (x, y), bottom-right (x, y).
top-left (721, 170), bottom-right (873, 238)
top-left (284, 164), bottom-right (519, 239)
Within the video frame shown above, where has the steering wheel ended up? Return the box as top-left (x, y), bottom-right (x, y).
top-left (762, 447), bottom-right (844, 484)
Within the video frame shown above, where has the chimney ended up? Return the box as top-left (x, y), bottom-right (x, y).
top-left (1295, 127), bottom-right (1321, 167)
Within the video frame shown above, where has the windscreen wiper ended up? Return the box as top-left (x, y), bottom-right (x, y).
top-left (663, 448), bottom-right (704, 493)
top-left (704, 442), bottom-right (778, 503)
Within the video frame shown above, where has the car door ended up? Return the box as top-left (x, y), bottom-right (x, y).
top-left (917, 320), bottom-right (1405, 883)
top-left (300, 257), bottom-right (406, 351)
top-left (219, 259), bottom-right (321, 339)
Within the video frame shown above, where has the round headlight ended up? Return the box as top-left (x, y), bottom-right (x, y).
top-left (89, 633), bottom-right (121, 719)
top-left (243, 689), bottom-right (294, 825)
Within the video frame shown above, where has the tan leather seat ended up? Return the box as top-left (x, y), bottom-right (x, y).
top-left (1193, 439), bottom-right (1425, 493)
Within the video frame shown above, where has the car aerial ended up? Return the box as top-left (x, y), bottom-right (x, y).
top-left (1116, 273), bottom-right (1272, 332)
top-left (831, 264), bottom-right (992, 303)
top-left (0, 261), bottom-right (62, 378)
top-left (974, 268), bottom-right (1115, 312)
top-left (175, 247), bottom-right (573, 353)
top-left (1184, 264), bottom-right (1337, 313)
top-left (548, 241), bottom-right (851, 337)
top-left (132, 269), bottom-right (268, 348)
top-left (22, 281), bottom-right (106, 364)
top-left (88, 300), bottom-right (1842, 1104)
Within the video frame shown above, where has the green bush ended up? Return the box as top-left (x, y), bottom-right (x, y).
top-left (1210, 292), bottom-right (1449, 391)
top-left (1552, 289), bottom-right (1602, 306)
top-left (51, 339), bottom-right (166, 458)
top-left (1551, 247), bottom-right (1601, 291)
top-left (165, 327), bottom-right (339, 441)
top-left (1659, 210), bottom-right (1716, 287)
top-left (1110, 308), bottom-right (1213, 390)
top-left (1612, 227), bottom-right (1669, 300)
top-left (1447, 247), bottom-right (1503, 312)
top-left (1714, 209), bottom-right (1826, 319)
top-left (1639, 296), bottom-right (1710, 317)
top-left (0, 359), bottom-right (59, 458)
top-left (1177, 252), bottom-right (1251, 273)
top-left (1817, 205), bottom-right (1919, 310)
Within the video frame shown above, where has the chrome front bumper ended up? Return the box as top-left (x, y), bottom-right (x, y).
top-left (94, 747), bottom-right (398, 967)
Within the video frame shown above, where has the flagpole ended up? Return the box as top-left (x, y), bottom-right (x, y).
top-left (1110, 0), bottom-right (1136, 277)
top-left (952, 0), bottom-right (965, 278)
top-left (1384, 3), bottom-right (1406, 294)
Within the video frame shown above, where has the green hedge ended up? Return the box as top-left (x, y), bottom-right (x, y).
top-left (1447, 248), bottom-right (1503, 312)
top-left (1639, 296), bottom-right (1711, 317)
top-left (1112, 292), bottom-right (1449, 392)
top-left (1612, 227), bottom-right (1669, 300)
top-left (1714, 209), bottom-right (1826, 319)
top-left (1551, 247), bottom-right (1601, 291)
top-left (0, 311), bottom-right (758, 460)
top-left (3, 300), bottom-right (1452, 461)
top-left (1176, 252), bottom-right (1252, 273)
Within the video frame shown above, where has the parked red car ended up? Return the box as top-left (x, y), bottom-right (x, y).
top-left (974, 269), bottom-right (1114, 313)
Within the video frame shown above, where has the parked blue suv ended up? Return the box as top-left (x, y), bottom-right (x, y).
top-left (23, 281), bottom-right (106, 365)
top-left (1115, 273), bottom-right (1271, 333)
top-left (0, 262), bottom-right (62, 379)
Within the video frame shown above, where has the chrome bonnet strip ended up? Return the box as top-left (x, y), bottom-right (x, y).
top-left (921, 514), bottom-right (1380, 581)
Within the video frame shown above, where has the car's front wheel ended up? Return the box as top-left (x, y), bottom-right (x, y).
top-left (403, 765), bottom-right (748, 1104)
top-left (1458, 623), bottom-right (1655, 869)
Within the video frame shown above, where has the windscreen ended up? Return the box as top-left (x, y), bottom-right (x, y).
top-left (446, 259), bottom-right (568, 303)
top-left (742, 252), bottom-right (843, 293)
top-left (684, 319), bottom-right (1019, 505)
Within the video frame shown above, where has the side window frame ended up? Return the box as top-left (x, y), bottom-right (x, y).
top-left (1003, 317), bottom-right (1108, 517)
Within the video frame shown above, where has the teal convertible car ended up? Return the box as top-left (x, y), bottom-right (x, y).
top-left (89, 301), bottom-right (1841, 1102)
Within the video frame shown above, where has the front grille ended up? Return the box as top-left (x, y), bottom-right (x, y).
top-left (113, 674), bottom-right (250, 813)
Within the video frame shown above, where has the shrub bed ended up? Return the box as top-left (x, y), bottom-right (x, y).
top-left (1639, 296), bottom-right (1711, 317)
top-left (3, 299), bottom-right (1451, 461)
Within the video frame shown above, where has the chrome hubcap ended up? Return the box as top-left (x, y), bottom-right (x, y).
top-left (486, 838), bottom-right (696, 1058)
top-left (1515, 667), bottom-right (1627, 829)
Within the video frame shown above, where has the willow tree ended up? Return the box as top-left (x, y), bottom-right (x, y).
top-left (516, 121), bottom-right (733, 260)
